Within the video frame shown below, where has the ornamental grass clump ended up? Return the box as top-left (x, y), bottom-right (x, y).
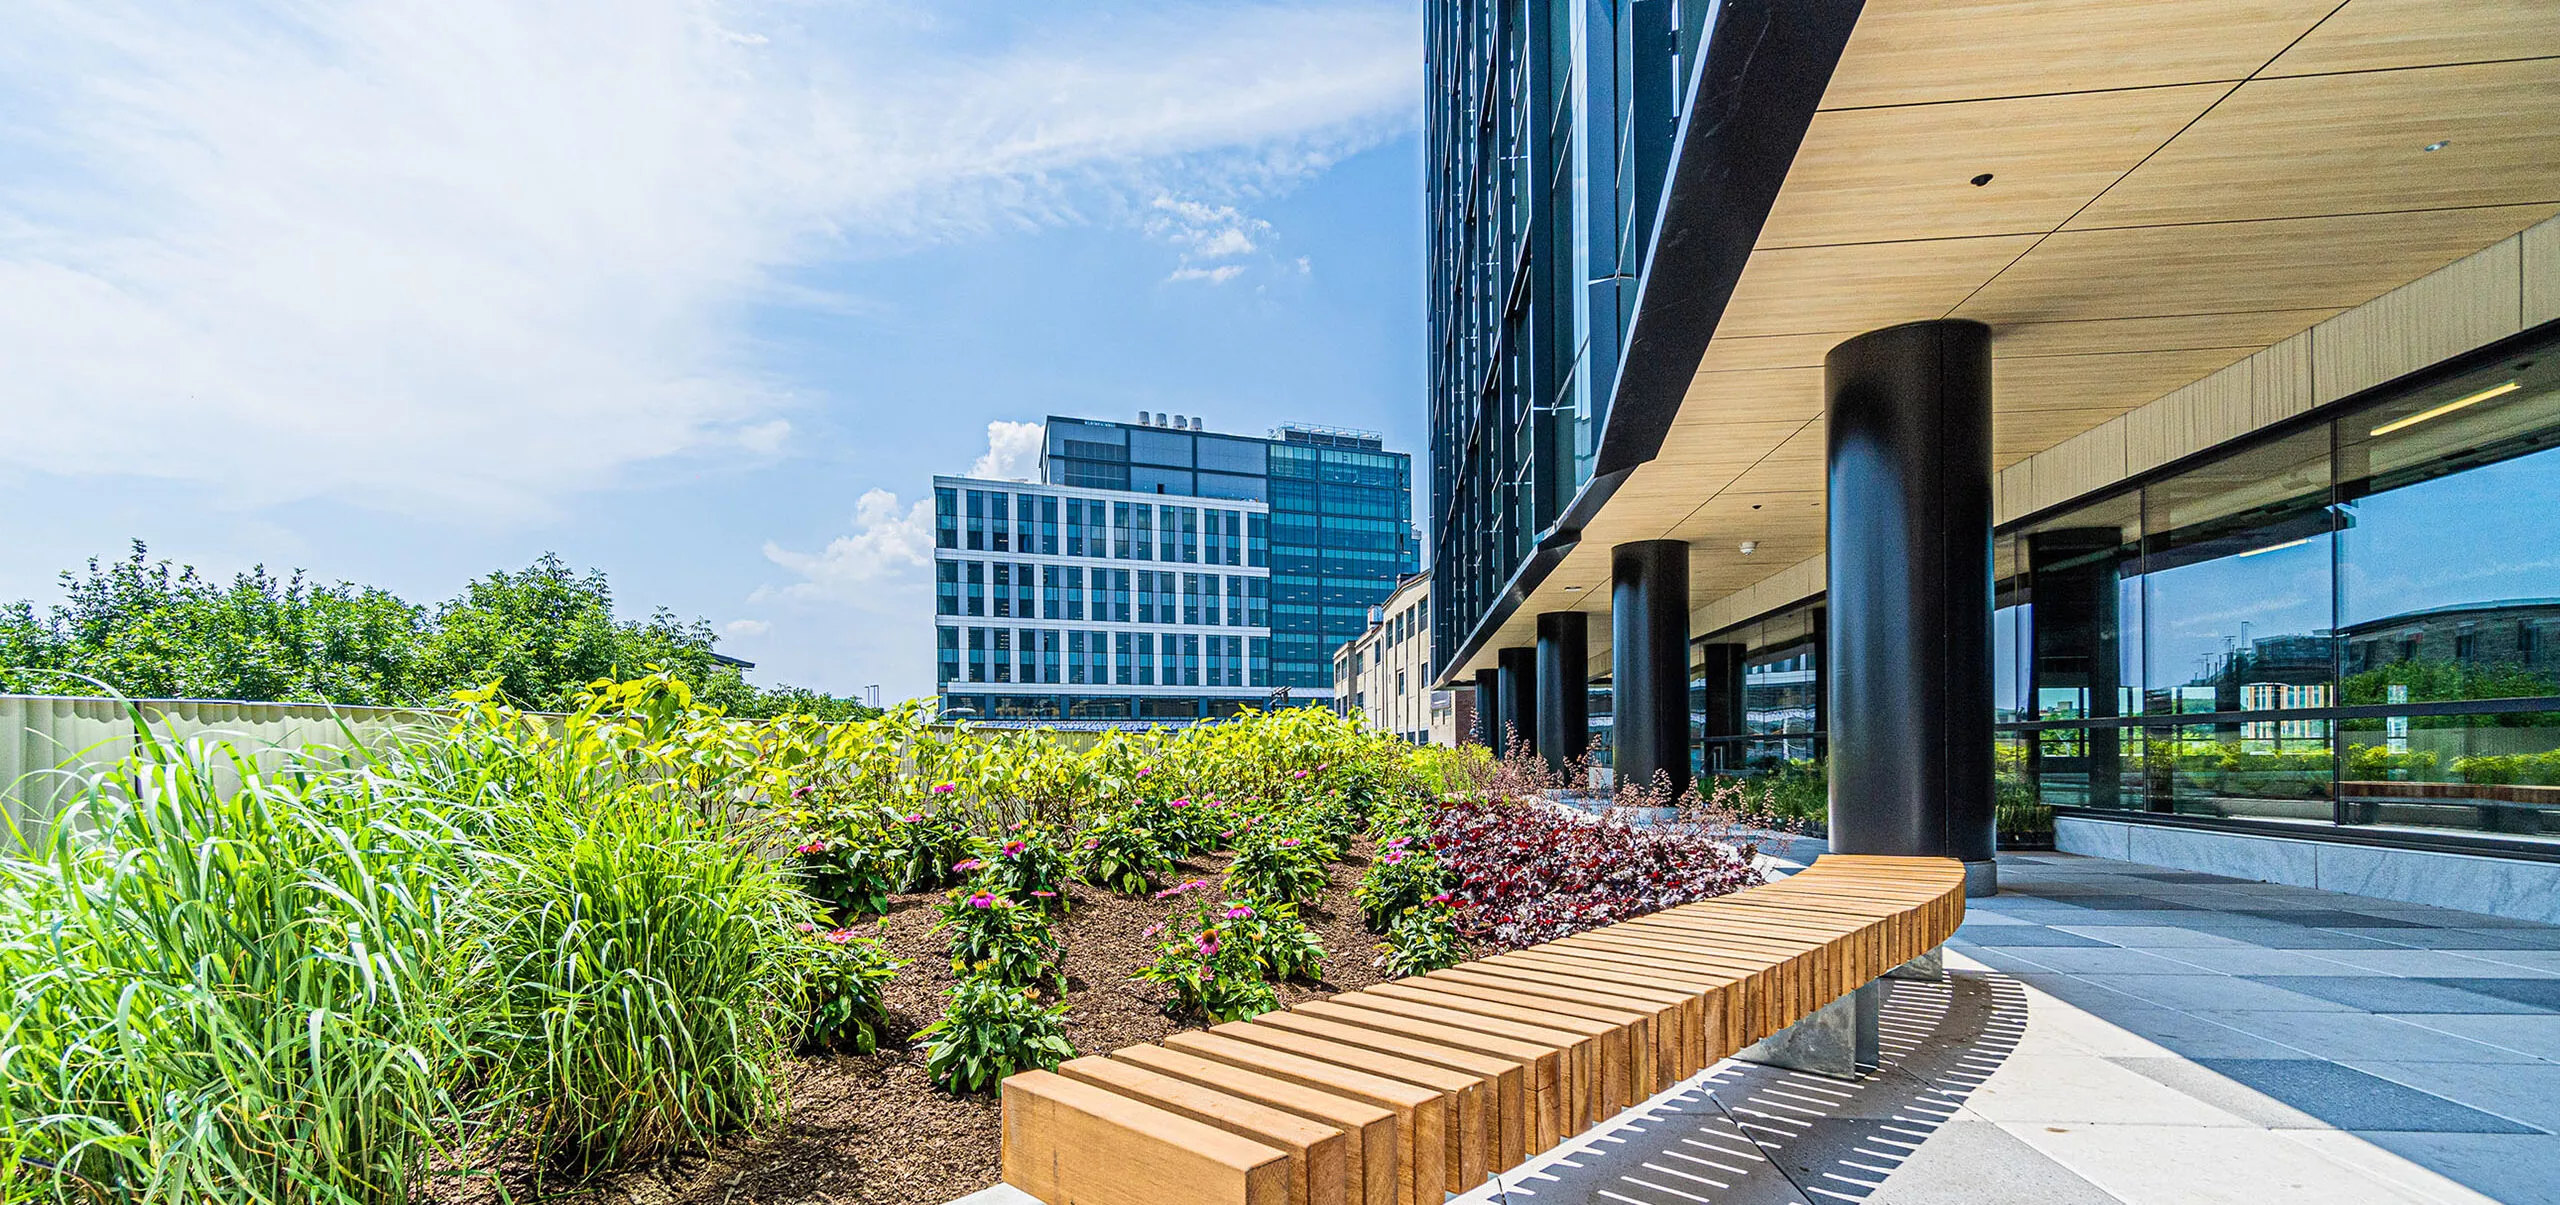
top-left (0, 727), bottom-right (471, 1205)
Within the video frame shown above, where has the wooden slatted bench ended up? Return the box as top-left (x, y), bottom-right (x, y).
top-left (998, 853), bottom-right (1967, 1205)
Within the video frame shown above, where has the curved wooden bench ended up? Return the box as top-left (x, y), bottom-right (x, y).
top-left (999, 853), bottom-right (1967, 1205)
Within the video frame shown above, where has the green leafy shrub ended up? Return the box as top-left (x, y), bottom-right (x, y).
top-left (2346, 744), bottom-right (2442, 780)
top-left (1355, 836), bottom-right (1448, 931)
top-left (1375, 899), bottom-right (1470, 978)
top-left (983, 820), bottom-right (1073, 902)
top-left (794, 827), bottom-right (898, 919)
top-left (1218, 900), bottom-right (1327, 981)
top-left (893, 800), bottom-right (985, 892)
top-left (915, 976), bottom-right (1077, 1094)
top-left (799, 926), bottom-right (902, 1053)
top-left (935, 883), bottom-right (1060, 987)
top-left (1075, 807), bottom-right (1176, 896)
top-left (1134, 883), bottom-right (1285, 1023)
top-left (1224, 822), bottom-right (1333, 908)
top-left (2455, 750), bottom-right (2560, 786)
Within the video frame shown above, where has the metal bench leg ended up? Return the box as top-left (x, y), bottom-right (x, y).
top-left (1855, 980), bottom-right (1882, 1070)
top-left (1735, 988), bottom-right (1861, 1078)
top-left (1886, 944), bottom-right (1946, 983)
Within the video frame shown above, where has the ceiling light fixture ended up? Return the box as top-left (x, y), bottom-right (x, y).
top-left (1739, 541), bottom-right (1758, 555)
top-left (2235, 537), bottom-right (2311, 559)
top-left (2423, 140), bottom-right (2452, 152)
top-left (1563, 584), bottom-right (1585, 592)
top-left (2369, 381), bottom-right (2520, 436)
top-left (1970, 173), bottom-right (1994, 186)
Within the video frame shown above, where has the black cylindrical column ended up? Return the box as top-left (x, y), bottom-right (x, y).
top-left (1611, 541), bottom-right (1691, 800)
top-left (1697, 642), bottom-right (1747, 774)
top-left (1472, 667), bottom-right (1501, 753)
top-left (1496, 646), bottom-right (1539, 762)
top-left (1825, 319), bottom-right (1997, 894)
top-left (1535, 612), bottom-right (1590, 776)
top-left (2028, 529), bottom-right (2126, 812)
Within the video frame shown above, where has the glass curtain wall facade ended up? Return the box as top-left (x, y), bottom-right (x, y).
top-left (1046, 417), bottom-right (1417, 693)
top-left (1425, 0), bottom-right (1714, 677)
top-left (1694, 331), bottom-right (2560, 850)
top-left (932, 473), bottom-right (1274, 723)
top-left (1998, 333), bottom-right (2560, 846)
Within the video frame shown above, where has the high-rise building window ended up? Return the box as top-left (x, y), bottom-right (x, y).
top-left (1250, 637), bottom-right (1270, 687)
top-left (1133, 505), bottom-right (1154, 560)
top-left (965, 490), bottom-right (987, 551)
top-left (1042, 565), bottom-right (1063, 619)
top-left (1182, 573), bottom-right (1202, 626)
top-left (937, 626), bottom-right (959, 684)
top-left (1039, 496), bottom-right (1060, 555)
top-left (1067, 631), bottom-right (1088, 685)
top-left (1203, 510), bottom-right (1222, 566)
top-left (1225, 575), bottom-right (1245, 626)
top-left (935, 487), bottom-right (959, 549)
top-left (991, 563), bottom-right (1012, 618)
top-left (1041, 628), bottom-right (1062, 684)
top-left (1086, 631), bottom-right (1111, 683)
top-left (1110, 569), bottom-right (1132, 622)
top-left (991, 628), bottom-right (1012, 683)
top-left (1085, 502), bottom-right (1109, 557)
top-left (1247, 513), bottom-right (1269, 567)
top-left (965, 561), bottom-right (985, 617)
top-left (967, 627), bottom-right (988, 682)
top-left (1136, 570), bottom-right (1157, 624)
top-left (1225, 510), bottom-right (1243, 565)
top-left (1160, 507), bottom-right (1181, 561)
top-left (1114, 632), bottom-right (1134, 685)
top-left (1065, 567), bottom-right (1085, 620)
top-left (1180, 508), bottom-right (1199, 563)
top-left (1155, 573), bottom-right (1177, 625)
top-left (936, 561), bottom-right (959, 616)
top-left (1137, 633), bottom-right (1156, 686)
top-left (1111, 501), bottom-right (1131, 558)
top-left (1064, 498), bottom-right (1086, 557)
top-left (1015, 562), bottom-right (1036, 618)
top-left (1180, 633), bottom-right (1201, 687)
top-left (1246, 577), bottom-right (1268, 627)
top-left (989, 492), bottom-right (1010, 553)
top-left (1019, 627), bottom-right (1040, 684)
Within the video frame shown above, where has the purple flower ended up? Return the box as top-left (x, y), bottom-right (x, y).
top-left (1001, 840), bottom-right (1026, 857)
top-left (904, 813), bottom-right (926, 824)
top-left (1170, 798), bottom-right (1192, 809)
top-left (967, 892), bottom-right (996, 909)
top-left (1292, 769), bottom-right (1310, 780)
top-left (930, 782), bottom-right (957, 795)
top-left (1224, 905), bottom-right (1256, 920)
top-left (952, 858), bottom-right (984, 873)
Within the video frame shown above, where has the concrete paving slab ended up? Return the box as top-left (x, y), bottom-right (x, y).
top-left (2339, 1132), bottom-right (2560, 1205)
top-left (2071, 973), bottom-right (2357, 1014)
top-left (2192, 1059), bottom-right (2541, 1133)
top-left (2186, 1009), bottom-right (2547, 1064)
top-left (2344, 1061), bottom-right (2560, 1133)
top-left (1863, 1118), bottom-right (2125, 1205)
top-left (2244, 976), bottom-right (2551, 1014)
top-left (2390, 1012), bottom-right (2560, 1061)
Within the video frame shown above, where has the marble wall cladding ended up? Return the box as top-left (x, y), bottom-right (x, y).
top-left (2057, 817), bottom-right (2560, 926)
top-left (2127, 824), bottom-right (2319, 886)
top-left (2055, 816), bottom-right (2133, 861)
top-left (2311, 844), bottom-right (2560, 926)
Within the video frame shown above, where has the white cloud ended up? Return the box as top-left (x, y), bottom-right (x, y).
top-left (760, 488), bottom-right (936, 600)
top-left (1167, 264), bottom-right (1247, 285)
top-left (722, 618), bottom-right (771, 638)
top-left (0, 0), bottom-right (1420, 515)
top-left (969, 420), bottom-right (1046, 481)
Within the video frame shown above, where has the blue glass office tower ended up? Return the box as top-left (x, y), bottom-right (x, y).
top-left (1045, 414), bottom-right (1418, 695)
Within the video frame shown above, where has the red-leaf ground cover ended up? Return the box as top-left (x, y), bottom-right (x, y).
top-left (1430, 797), bottom-right (1763, 948)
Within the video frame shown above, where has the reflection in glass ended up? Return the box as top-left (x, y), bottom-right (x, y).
top-left (2160, 721), bottom-right (2334, 822)
top-left (2340, 708), bottom-right (2560, 839)
top-left (2140, 427), bottom-right (2335, 717)
top-left (2337, 351), bottom-right (2560, 706)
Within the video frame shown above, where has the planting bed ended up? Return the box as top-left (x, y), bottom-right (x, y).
top-left (525, 846), bottom-right (1389, 1205)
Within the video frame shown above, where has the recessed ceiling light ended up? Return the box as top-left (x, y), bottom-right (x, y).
top-left (1970, 173), bottom-right (1994, 186)
top-left (2369, 381), bottom-right (2519, 436)
top-left (1563, 584), bottom-right (1584, 592)
top-left (2423, 140), bottom-right (2452, 152)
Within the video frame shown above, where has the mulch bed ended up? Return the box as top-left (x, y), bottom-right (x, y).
top-left (539, 841), bottom-right (1391, 1205)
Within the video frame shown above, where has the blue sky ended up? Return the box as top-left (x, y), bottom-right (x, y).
top-left (0, 0), bottom-right (1427, 703)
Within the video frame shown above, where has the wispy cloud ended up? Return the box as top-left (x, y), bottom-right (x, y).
top-left (0, 0), bottom-right (1419, 514)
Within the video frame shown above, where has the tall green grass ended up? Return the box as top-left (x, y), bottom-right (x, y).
top-left (0, 730), bottom-right (470, 1205)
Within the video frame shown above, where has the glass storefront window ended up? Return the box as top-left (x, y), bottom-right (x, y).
top-left (2337, 351), bottom-right (2560, 706)
top-left (2140, 427), bottom-right (2334, 717)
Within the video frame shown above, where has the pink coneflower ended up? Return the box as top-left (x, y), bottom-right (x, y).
top-left (1170, 798), bottom-right (1192, 808)
top-left (1292, 769), bottom-right (1310, 780)
top-left (952, 858), bottom-right (984, 873)
top-left (905, 813), bottom-right (927, 823)
top-left (1195, 933), bottom-right (1221, 959)
top-left (1429, 893), bottom-right (1455, 905)
top-left (823, 928), bottom-right (858, 944)
top-left (1142, 923), bottom-right (1165, 939)
top-left (1279, 837), bottom-right (1302, 848)
top-left (1001, 841), bottom-right (1026, 857)
top-left (796, 921), bottom-right (819, 933)
top-left (796, 841), bottom-right (827, 854)
top-left (1084, 838), bottom-right (1101, 849)
top-left (930, 782), bottom-right (957, 795)
top-left (1383, 850), bottom-right (1406, 865)
top-left (1224, 905), bottom-right (1256, 920)
top-left (1030, 890), bottom-right (1057, 898)
top-left (967, 892), bottom-right (996, 909)
top-left (1385, 836), bottom-right (1411, 849)
top-left (1135, 767), bottom-right (1153, 777)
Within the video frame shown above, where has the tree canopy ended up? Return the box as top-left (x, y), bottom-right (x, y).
top-left (0, 542), bottom-right (874, 719)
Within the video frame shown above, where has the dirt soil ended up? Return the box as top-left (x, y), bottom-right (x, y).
top-left (536, 843), bottom-right (1389, 1205)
